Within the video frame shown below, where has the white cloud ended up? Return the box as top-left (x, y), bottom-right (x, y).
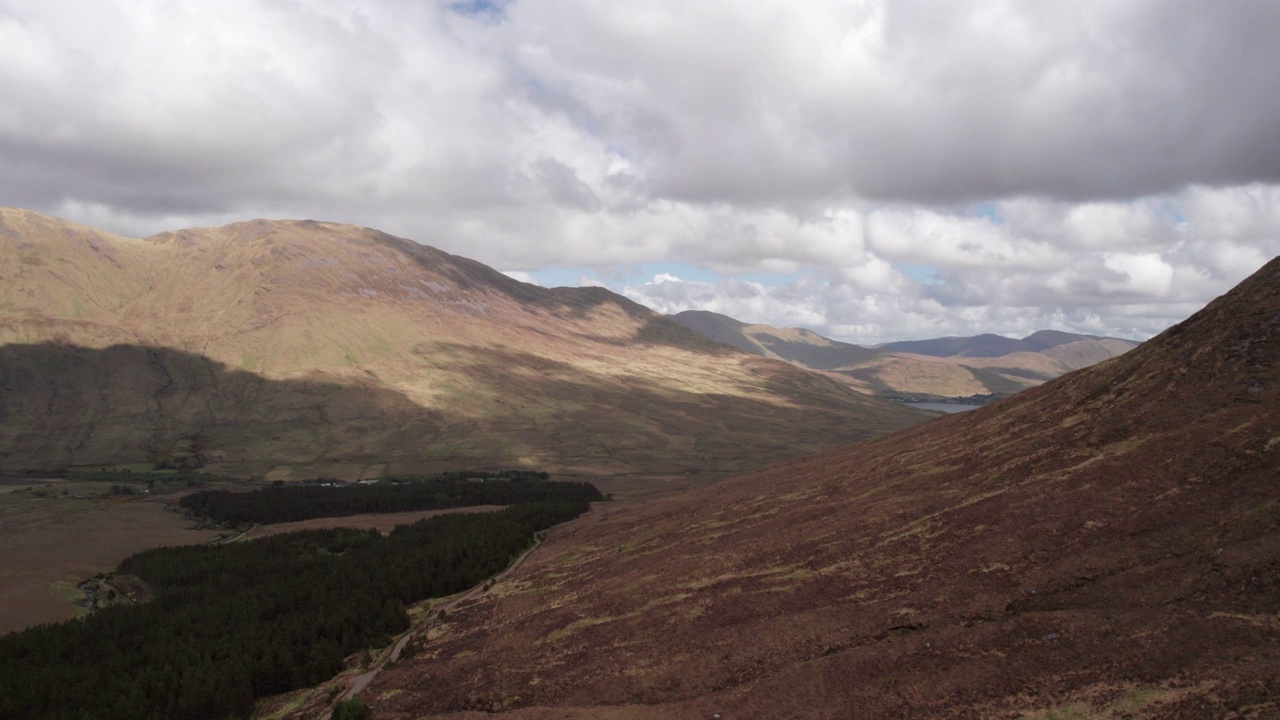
top-left (1101, 252), bottom-right (1175, 297)
top-left (501, 270), bottom-right (538, 284)
top-left (866, 209), bottom-right (1063, 271)
top-left (623, 182), bottom-right (1280, 343)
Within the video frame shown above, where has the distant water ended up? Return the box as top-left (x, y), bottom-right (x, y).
top-left (906, 401), bottom-right (984, 414)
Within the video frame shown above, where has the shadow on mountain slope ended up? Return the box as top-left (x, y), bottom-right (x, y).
top-left (0, 342), bottom-right (446, 476)
top-left (0, 341), bottom-right (926, 477)
top-left (407, 342), bottom-right (927, 473)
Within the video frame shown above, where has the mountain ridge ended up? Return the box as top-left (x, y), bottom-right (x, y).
top-left (879, 328), bottom-right (1134, 358)
top-left (0, 207), bottom-right (928, 477)
top-left (670, 308), bottom-right (1139, 399)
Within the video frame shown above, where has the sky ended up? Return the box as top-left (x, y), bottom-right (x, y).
top-left (3, 1), bottom-right (1279, 344)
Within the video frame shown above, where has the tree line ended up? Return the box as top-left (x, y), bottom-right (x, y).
top-left (0, 499), bottom-right (592, 720)
top-left (179, 473), bottom-right (601, 525)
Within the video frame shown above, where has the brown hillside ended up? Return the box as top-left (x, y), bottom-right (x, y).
top-left (0, 207), bottom-right (928, 477)
top-left (351, 258), bottom-right (1280, 719)
top-left (1044, 337), bottom-right (1144, 370)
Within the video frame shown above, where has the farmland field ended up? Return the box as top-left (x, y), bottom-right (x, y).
top-left (235, 505), bottom-right (507, 540)
top-left (0, 480), bottom-right (222, 634)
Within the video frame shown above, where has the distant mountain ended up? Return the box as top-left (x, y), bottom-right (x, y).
top-left (354, 258), bottom-right (1280, 718)
top-left (671, 310), bottom-right (878, 369)
top-left (0, 208), bottom-right (928, 478)
top-left (670, 310), bottom-right (1139, 400)
top-left (881, 331), bottom-right (1030, 357)
top-left (879, 328), bottom-right (1137, 363)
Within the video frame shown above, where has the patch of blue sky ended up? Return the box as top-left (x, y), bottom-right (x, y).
top-left (970, 201), bottom-right (1003, 224)
top-left (625, 262), bottom-right (718, 284)
top-left (894, 262), bottom-right (943, 285)
top-left (526, 262), bottom-right (797, 290)
top-left (1153, 198), bottom-right (1186, 224)
top-left (447, 0), bottom-right (508, 20)
top-left (628, 262), bottom-right (805, 288)
top-left (528, 266), bottom-right (598, 288)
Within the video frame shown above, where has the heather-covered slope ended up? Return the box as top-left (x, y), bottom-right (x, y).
top-left (0, 208), bottom-right (927, 477)
top-left (670, 310), bottom-right (1138, 400)
top-left (354, 257), bottom-right (1280, 719)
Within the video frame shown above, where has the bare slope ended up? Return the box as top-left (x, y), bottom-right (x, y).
top-left (0, 208), bottom-right (927, 477)
top-left (358, 257), bottom-right (1280, 719)
top-left (670, 310), bottom-right (1138, 399)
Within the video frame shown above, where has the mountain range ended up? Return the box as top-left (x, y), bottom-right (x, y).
top-left (339, 257), bottom-right (1280, 718)
top-left (0, 208), bottom-right (927, 478)
top-left (671, 310), bottom-right (1139, 400)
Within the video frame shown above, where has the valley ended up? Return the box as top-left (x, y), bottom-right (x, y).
top-left (1, 209), bottom-right (1276, 720)
top-left (671, 310), bottom-right (1139, 401)
top-left (4, 5), bottom-right (1276, 719)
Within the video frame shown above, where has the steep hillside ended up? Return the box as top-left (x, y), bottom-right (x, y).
top-left (1043, 337), bottom-right (1145, 370)
top-left (670, 310), bottom-right (1138, 400)
top-left (352, 257), bottom-right (1280, 719)
top-left (0, 208), bottom-right (928, 477)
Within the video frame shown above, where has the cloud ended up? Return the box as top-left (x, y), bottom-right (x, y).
top-left (625, 183), bottom-right (1280, 342)
top-left (501, 269), bottom-right (537, 284)
top-left (1, 1), bottom-right (1278, 344)
top-left (501, 0), bottom-right (1280, 203)
top-left (624, 268), bottom-right (1199, 345)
